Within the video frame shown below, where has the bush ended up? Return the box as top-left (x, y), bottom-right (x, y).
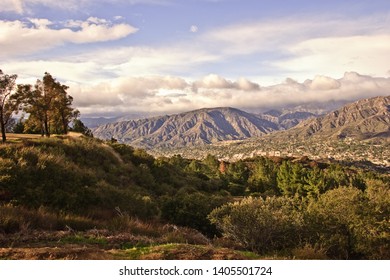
top-left (209, 196), bottom-right (304, 254)
top-left (161, 192), bottom-right (227, 237)
top-left (304, 187), bottom-right (379, 259)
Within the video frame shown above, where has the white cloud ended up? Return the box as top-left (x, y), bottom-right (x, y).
top-left (192, 15), bottom-right (390, 81)
top-left (193, 74), bottom-right (233, 90)
top-left (68, 75), bottom-right (191, 116)
top-left (307, 75), bottom-right (341, 91)
top-left (0, 0), bottom-right (172, 14)
top-left (0, 0), bottom-right (90, 14)
top-left (28, 18), bottom-right (52, 28)
top-left (0, 0), bottom-right (24, 14)
top-left (235, 78), bottom-right (260, 91)
top-left (0, 18), bottom-right (138, 59)
top-left (70, 45), bottom-right (220, 78)
top-left (192, 74), bottom-right (260, 92)
top-left (274, 34), bottom-right (390, 79)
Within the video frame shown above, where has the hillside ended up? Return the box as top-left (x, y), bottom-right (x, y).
top-left (0, 136), bottom-right (244, 259)
top-left (0, 136), bottom-right (388, 260)
top-left (259, 110), bottom-right (317, 129)
top-left (288, 95), bottom-right (390, 139)
top-left (93, 107), bottom-right (279, 148)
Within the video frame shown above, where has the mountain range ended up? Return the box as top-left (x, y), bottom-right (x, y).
top-left (285, 95), bottom-right (390, 140)
top-left (93, 107), bottom-right (279, 148)
top-left (92, 95), bottom-right (390, 149)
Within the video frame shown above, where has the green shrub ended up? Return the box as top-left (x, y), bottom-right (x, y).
top-left (161, 192), bottom-right (227, 237)
top-left (304, 187), bottom-right (383, 259)
top-left (209, 196), bottom-right (304, 254)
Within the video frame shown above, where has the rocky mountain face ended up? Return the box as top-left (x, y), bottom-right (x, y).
top-left (154, 96), bottom-right (389, 164)
top-left (92, 107), bottom-right (279, 148)
top-left (286, 95), bottom-right (390, 139)
top-left (260, 110), bottom-right (317, 129)
top-left (92, 96), bottom-right (389, 150)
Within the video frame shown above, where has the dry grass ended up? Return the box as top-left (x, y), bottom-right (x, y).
top-left (5, 132), bottom-right (83, 141)
top-left (5, 133), bottom-right (42, 140)
top-left (0, 204), bottom-right (100, 234)
top-left (0, 245), bottom-right (111, 260)
top-left (137, 244), bottom-right (256, 260)
top-left (0, 243), bottom-right (262, 260)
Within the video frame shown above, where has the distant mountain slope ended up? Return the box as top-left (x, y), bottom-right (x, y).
top-left (260, 110), bottom-right (317, 129)
top-left (93, 107), bottom-right (279, 148)
top-left (285, 95), bottom-right (390, 139)
top-left (81, 113), bottom-right (149, 128)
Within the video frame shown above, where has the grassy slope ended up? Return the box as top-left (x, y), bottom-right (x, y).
top-left (0, 135), bottom-right (260, 260)
top-left (4, 135), bottom-right (386, 260)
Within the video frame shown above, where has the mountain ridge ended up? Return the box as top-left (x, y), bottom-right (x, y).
top-left (92, 107), bottom-right (280, 148)
top-left (92, 95), bottom-right (390, 150)
top-left (287, 95), bottom-right (390, 139)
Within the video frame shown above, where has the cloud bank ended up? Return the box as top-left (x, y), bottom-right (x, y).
top-left (62, 72), bottom-right (390, 117)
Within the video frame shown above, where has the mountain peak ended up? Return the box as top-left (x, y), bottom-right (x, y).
top-left (293, 95), bottom-right (390, 139)
top-left (93, 107), bottom-right (278, 148)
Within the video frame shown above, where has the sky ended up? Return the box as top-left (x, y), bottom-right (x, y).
top-left (1, 0), bottom-right (390, 117)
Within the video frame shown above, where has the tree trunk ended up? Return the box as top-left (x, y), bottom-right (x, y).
top-left (44, 114), bottom-right (50, 137)
top-left (62, 113), bottom-right (68, 134)
top-left (0, 114), bottom-right (6, 143)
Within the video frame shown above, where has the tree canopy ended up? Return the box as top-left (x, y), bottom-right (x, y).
top-left (0, 70), bottom-right (19, 142)
top-left (15, 72), bottom-right (78, 137)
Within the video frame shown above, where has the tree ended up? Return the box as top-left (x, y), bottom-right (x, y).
top-left (305, 187), bottom-right (365, 259)
top-left (52, 91), bottom-right (78, 134)
top-left (0, 70), bottom-right (19, 143)
top-left (226, 160), bottom-right (249, 185)
top-left (277, 161), bottom-right (306, 197)
top-left (203, 154), bottom-right (220, 176)
top-left (276, 161), bottom-right (294, 195)
top-left (304, 166), bottom-right (326, 198)
top-left (16, 72), bottom-right (77, 136)
top-left (71, 119), bottom-right (93, 137)
top-left (248, 157), bottom-right (277, 194)
top-left (12, 117), bottom-right (25, 133)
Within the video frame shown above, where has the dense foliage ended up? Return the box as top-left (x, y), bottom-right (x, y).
top-left (0, 70), bottom-right (18, 143)
top-left (0, 70), bottom-right (84, 142)
top-left (15, 72), bottom-right (79, 136)
top-left (0, 137), bottom-right (388, 259)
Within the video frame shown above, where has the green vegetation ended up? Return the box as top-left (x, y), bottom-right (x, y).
top-left (0, 70), bottom-right (19, 143)
top-left (1, 70), bottom-right (89, 142)
top-left (0, 136), bottom-right (389, 259)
